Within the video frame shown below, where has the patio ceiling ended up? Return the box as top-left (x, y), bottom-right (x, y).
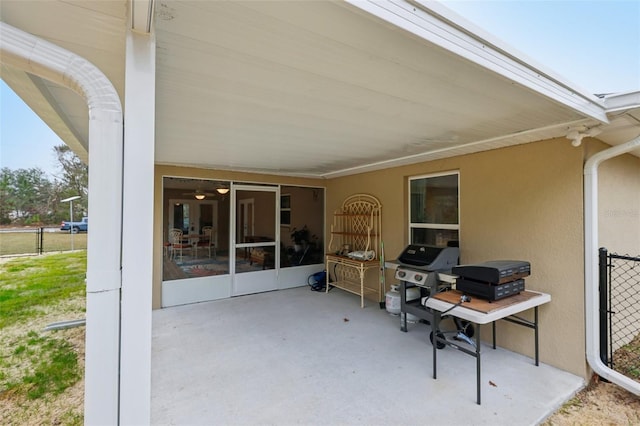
top-left (1, 1), bottom-right (638, 178)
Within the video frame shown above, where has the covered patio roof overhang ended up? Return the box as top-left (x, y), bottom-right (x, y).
top-left (2, 1), bottom-right (640, 424)
top-left (4, 0), bottom-right (638, 179)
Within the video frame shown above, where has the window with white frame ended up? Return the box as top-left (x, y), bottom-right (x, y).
top-left (409, 172), bottom-right (459, 247)
top-left (280, 194), bottom-right (291, 226)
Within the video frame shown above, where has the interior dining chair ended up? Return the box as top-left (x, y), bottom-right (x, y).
top-left (197, 226), bottom-right (216, 259)
top-left (169, 228), bottom-right (191, 262)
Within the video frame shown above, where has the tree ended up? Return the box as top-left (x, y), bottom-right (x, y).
top-left (0, 145), bottom-right (88, 225)
top-left (0, 167), bottom-right (53, 224)
top-left (53, 144), bottom-right (88, 217)
top-left (0, 168), bottom-right (14, 224)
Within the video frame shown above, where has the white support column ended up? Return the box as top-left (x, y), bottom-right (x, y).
top-left (0, 22), bottom-right (125, 425)
top-left (119, 30), bottom-right (156, 425)
top-left (83, 105), bottom-right (124, 425)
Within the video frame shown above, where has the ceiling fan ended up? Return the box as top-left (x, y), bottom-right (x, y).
top-left (182, 185), bottom-right (230, 200)
top-left (182, 188), bottom-right (217, 200)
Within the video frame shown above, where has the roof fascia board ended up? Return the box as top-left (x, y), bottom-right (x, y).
top-left (603, 91), bottom-right (640, 113)
top-left (344, 0), bottom-right (608, 123)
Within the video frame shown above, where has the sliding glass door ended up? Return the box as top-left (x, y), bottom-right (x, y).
top-left (161, 177), bottom-right (325, 307)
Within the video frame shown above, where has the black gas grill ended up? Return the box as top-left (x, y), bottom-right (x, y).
top-left (394, 244), bottom-right (459, 286)
top-left (394, 244), bottom-right (461, 333)
top-left (396, 244), bottom-right (459, 270)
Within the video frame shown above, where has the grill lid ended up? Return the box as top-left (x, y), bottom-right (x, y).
top-left (397, 244), bottom-right (459, 272)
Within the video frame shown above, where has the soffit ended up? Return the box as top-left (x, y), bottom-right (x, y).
top-left (152, 1), bottom-right (598, 178)
top-left (2, 1), bottom-right (629, 178)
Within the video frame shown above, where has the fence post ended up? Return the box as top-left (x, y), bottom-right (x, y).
top-left (39, 227), bottom-right (44, 255)
top-left (35, 228), bottom-right (40, 255)
top-left (598, 247), bottom-right (609, 366)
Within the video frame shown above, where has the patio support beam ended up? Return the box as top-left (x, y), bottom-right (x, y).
top-left (119, 29), bottom-right (156, 424)
top-left (584, 135), bottom-right (640, 396)
top-left (131, 0), bottom-right (155, 34)
top-left (0, 21), bottom-right (124, 424)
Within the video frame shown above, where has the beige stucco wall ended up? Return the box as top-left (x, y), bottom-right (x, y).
top-left (154, 138), bottom-right (639, 379)
top-left (592, 141), bottom-right (640, 255)
top-left (326, 138), bottom-right (588, 378)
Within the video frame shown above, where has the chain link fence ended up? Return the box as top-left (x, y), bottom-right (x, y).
top-left (0, 228), bottom-right (87, 257)
top-left (600, 248), bottom-right (640, 381)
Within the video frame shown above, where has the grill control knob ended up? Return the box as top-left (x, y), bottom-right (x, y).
top-left (415, 274), bottom-right (423, 282)
top-left (397, 271), bottom-right (406, 278)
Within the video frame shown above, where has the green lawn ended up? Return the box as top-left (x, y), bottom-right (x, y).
top-left (0, 251), bottom-right (87, 425)
top-left (0, 230), bottom-right (87, 256)
top-left (0, 251), bottom-right (87, 328)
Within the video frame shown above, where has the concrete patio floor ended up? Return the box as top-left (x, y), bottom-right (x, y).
top-left (151, 286), bottom-right (584, 425)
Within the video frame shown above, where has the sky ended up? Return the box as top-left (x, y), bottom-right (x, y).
top-left (440, 0), bottom-right (640, 95)
top-left (1, 0), bottom-right (639, 177)
top-left (1, 80), bottom-right (65, 178)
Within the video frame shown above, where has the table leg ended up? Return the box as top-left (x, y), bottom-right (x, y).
top-left (492, 321), bottom-right (496, 349)
top-left (325, 258), bottom-right (330, 294)
top-left (534, 306), bottom-right (539, 366)
top-left (432, 311), bottom-right (439, 380)
top-left (359, 266), bottom-right (365, 308)
top-left (400, 281), bottom-right (407, 332)
top-left (502, 310), bottom-right (541, 367)
top-left (476, 323), bottom-right (481, 405)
